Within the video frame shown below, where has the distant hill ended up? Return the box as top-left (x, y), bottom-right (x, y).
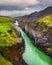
top-left (18, 6), bottom-right (52, 22)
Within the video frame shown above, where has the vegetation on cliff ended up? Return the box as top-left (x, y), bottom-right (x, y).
top-left (0, 54), bottom-right (12, 65)
top-left (34, 15), bottom-right (52, 57)
top-left (0, 17), bottom-right (25, 65)
top-left (34, 15), bottom-right (52, 27)
top-left (39, 15), bottom-right (52, 26)
top-left (0, 17), bottom-right (19, 47)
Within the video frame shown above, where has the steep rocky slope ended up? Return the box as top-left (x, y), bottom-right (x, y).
top-left (17, 7), bottom-right (52, 58)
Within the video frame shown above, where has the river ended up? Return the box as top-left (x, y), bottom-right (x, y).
top-left (14, 20), bottom-right (52, 65)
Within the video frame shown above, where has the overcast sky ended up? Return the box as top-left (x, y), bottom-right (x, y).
top-left (0, 0), bottom-right (52, 16)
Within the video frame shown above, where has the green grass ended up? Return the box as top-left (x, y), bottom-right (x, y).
top-left (0, 17), bottom-right (20, 65)
top-left (34, 15), bottom-right (52, 27)
top-left (0, 16), bottom-right (14, 23)
top-left (0, 54), bottom-right (13, 65)
top-left (39, 15), bottom-right (52, 26)
top-left (0, 17), bottom-right (18, 47)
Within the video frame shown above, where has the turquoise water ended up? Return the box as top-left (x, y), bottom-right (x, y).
top-left (21, 30), bottom-right (52, 65)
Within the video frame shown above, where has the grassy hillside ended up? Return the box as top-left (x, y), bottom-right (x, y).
top-left (0, 54), bottom-right (13, 65)
top-left (34, 15), bottom-right (52, 31)
top-left (0, 17), bottom-right (20, 65)
top-left (39, 15), bottom-right (52, 26)
top-left (34, 15), bottom-right (52, 52)
top-left (0, 17), bottom-right (19, 47)
top-left (0, 16), bottom-right (26, 65)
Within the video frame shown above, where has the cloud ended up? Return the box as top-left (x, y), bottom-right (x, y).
top-left (0, 6), bottom-right (24, 10)
top-left (39, 0), bottom-right (52, 6)
top-left (0, 0), bottom-right (52, 16)
top-left (0, 0), bottom-right (52, 11)
top-left (0, 0), bottom-right (52, 10)
top-left (0, 0), bottom-right (52, 8)
top-left (0, 0), bottom-right (39, 7)
top-left (0, 9), bottom-right (35, 16)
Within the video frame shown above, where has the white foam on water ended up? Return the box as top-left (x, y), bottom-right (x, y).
top-left (14, 20), bottom-right (19, 26)
top-left (14, 20), bottom-right (24, 37)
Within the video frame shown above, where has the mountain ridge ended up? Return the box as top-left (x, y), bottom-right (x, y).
top-left (18, 6), bottom-right (52, 22)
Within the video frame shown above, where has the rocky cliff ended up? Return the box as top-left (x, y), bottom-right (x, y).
top-left (17, 7), bottom-right (52, 58)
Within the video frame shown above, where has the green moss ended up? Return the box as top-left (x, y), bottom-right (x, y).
top-left (34, 15), bottom-right (52, 27)
top-left (39, 15), bottom-right (52, 26)
top-left (0, 54), bottom-right (13, 65)
top-left (0, 17), bottom-right (18, 47)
